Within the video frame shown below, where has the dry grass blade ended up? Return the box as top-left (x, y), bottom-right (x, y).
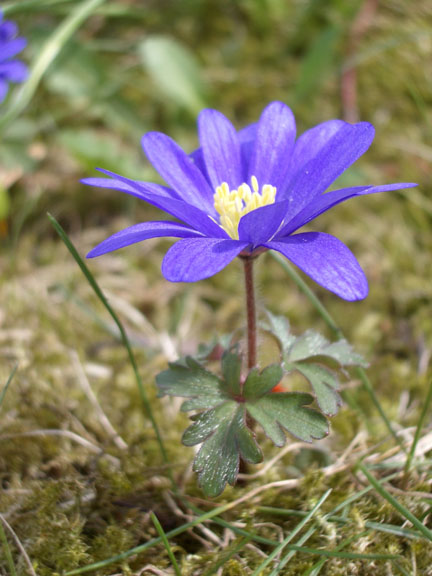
top-left (69, 349), bottom-right (128, 450)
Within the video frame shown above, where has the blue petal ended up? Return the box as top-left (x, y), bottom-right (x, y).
top-left (288, 120), bottom-right (345, 185)
top-left (0, 20), bottom-right (18, 41)
top-left (82, 175), bottom-right (179, 199)
top-left (162, 238), bottom-right (248, 282)
top-left (248, 101), bottom-right (296, 191)
top-left (284, 122), bottom-right (375, 214)
top-left (0, 37), bottom-right (26, 62)
top-left (0, 79), bottom-right (8, 103)
top-left (84, 169), bottom-right (227, 239)
top-left (87, 221), bottom-right (204, 258)
top-left (238, 122), bottom-right (257, 176)
top-left (238, 201), bottom-right (290, 245)
top-left (190, 121), bottom-right (257, 186)
top-left (0, 60), bottom-right (28, 82)
top-left (198, 109), bottom-right (243, 189)
top-left (278, 182), bottom-right (417, 237)
top-left (189, 147), bottom-right (209, 183)
top-left (265, 232), bottom-right (368, 301)
top-left (141, 131), bottom-right (215, 214)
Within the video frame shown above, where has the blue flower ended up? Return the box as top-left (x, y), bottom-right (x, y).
top-left (0, 9), bottom-right (28, 103)
top-left (85, 102), bottom-right (416, 300)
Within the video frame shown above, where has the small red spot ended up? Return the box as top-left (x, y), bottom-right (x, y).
top-left (271, 383), bottom-right (285, 393)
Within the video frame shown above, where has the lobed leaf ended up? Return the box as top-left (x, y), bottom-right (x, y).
top-left (156, 358), bottom-right (226, 411)
top-left (264, 313), bottom-right (366, 417)
top-left (293, 363), bottom-right (342, 416)
top-left (221, 346), bottom-right (243, 396)
top-left (186, 402), bottom-right (262, 497)
top-left (247, 393), bottom-right (329, 446)
top-left (263, 311), bottom-right (296, 354)
top-left (285, 330), bottom-right (367, 367)
top-left (243, 364), bottom-right (283, 398)
top-left (266, 312), bottom-right (366, 368)
top-left (156, 347), bottom-right (329, 496)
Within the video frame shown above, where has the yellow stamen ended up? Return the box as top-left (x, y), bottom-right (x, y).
top-left (213, 176), bottom-right (277, 239)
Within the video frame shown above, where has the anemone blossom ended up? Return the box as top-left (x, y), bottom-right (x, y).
top-left (84, 102), bottom-right (415, 300)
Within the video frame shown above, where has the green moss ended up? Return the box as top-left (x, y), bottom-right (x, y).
top-left (2, 0), bottom-right (432, 573)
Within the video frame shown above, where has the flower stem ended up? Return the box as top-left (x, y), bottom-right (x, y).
top-left (243, 256), bottom-right (257, 371)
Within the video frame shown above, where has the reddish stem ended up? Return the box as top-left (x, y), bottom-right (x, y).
top-left (243, 256), bottom-right (257, 371)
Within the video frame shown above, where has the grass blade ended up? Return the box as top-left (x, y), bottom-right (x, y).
top-left (392, 559), bottom-right (412, 576)
top-left (0, 0), bottom-right (106, 131)
top-left (0, 521), bottom-right (17, 576)
top-left (202, 536), bottom-right (252, 576)
top-left (358, 463), bottom-right (432, 542)
top-left (252, 489), bottom-right (332, 576)
top-left (404, 378), bottom-right (432, 474)
top-left (63, 499), bottom-right (260, 575)
top-left (0, 364), bottom-right (17, 410)
top-left (303, 530), bottom-right (373, 576)
top-left (280, 546), bottom-right (398, 561)
top-left (3, 0), bottom-right (75, 14)
top-left (150, 513), bottom-right (181, 576)
top-left (271, 525), bottom-right (317, 576)
top-left (47, 213), bottom-right (171, 478)
top-left (258, 506), bottom-right (424, 540)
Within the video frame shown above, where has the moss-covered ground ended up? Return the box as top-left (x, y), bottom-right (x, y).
top-left (1, 0), bottom-right (432, 574)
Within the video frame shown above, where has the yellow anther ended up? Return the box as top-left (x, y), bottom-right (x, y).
top-left (251, 175), bottom-right (259, 194)
top-left (213, 176), bottom-right (277, 239)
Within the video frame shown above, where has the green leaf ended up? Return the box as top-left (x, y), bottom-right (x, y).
top-left (184, 402), bottom-right (262, 497)
top-left (221, 346), bottom-right (243, 396)
top-left (196, 333), bottom-right (233, 360)
top-left (286, 330), bottom-right (367, 367)
top-left (293, 363), bottom-right (342, 416)
top-left (263, 311), bottom-right (296, 354)
top-left (265, 314), bottom-right (366, 416)
top-left (266, 313), bottom-right (366, 367)
top-left (247, 393), bottom-right (329, 446)
top-left (243, 364), bottom-right (283, 398)
top-left (139, 35), bottom-right (206, 114)
top-left (156, 349), bottom-right (327, 496)
top-left (156, 358), bottom-right (226, 412)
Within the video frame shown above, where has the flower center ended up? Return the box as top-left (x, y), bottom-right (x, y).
top-left (213, 175), bottom-right (277, 239)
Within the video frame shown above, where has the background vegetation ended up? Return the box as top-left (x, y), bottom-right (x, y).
top-left (1, 0), bottom-right (431, 574)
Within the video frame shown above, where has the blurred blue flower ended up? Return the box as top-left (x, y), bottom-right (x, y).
top-left (0, 9), bottom-right (28, 103)
top-left (84, 102), bottom-right (416, 300)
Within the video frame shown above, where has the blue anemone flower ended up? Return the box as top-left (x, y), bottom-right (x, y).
top-left (0, 9), bottom-right (28, 103)
top-left (84, 102), bottom-right (416, 301)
